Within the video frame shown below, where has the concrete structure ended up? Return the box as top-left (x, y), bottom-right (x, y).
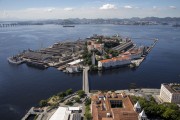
top-left (92, 52), bottom-right (96, 65)
top-left (98, 56), bottom-right (131, 69)
top-left (82, 66), bottom-right (89, 93)
top-left (91, 92), bottom-right (140, 120)
top-left (66, 66), bottom-right (79, 73)
top-left (49, 107), bottom-right (81, 120)
top-left (160, 83), bottom-right (180, 104)
top-left (22, 107), bottom-right (43, 120)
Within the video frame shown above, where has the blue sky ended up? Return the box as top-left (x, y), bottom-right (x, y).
top-left (0, 0), bottom-right (179, 20)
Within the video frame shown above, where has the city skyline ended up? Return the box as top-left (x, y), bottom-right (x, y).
top-left (0, 0), bottom-right (180, 20)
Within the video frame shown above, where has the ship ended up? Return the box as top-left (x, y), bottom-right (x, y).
top-left (7, 56), bottom-right (25, 65)
top-left (62, 25), bottom-right (75, 27)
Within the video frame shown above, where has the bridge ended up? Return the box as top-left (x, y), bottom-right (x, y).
top-left (82, 66), bottom-right (89, 94)
top-left (0, 23), bottom-right (18, 27)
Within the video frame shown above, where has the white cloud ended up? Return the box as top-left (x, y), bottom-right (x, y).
top-left (25, 7), bottom-right (55, 12)
top-left (64, 7), bottom-right (74, 11)
top-left (169, 6), bottom-right (176, 9)
top-left (124, 5), bottom-right (132, 9)
top-left (47, 8), bottom-right (55, 12)
top-left (99, 4), bottom-right (116, 10)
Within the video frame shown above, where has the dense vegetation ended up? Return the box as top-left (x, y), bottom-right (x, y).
top-left (131, 96), bottom-right (180, 120)
top-left (84, 98), bottom-right (92, 120)
top-left (39, 99), bottom-right (48, 107)
top-left (105, 49), bottom-right (119, 58)
top-left (82, 47), bottom-right (92, 65)
top-left (39, 88), bottom-right (74, 107)
top-left (77, 90), bottom-right (85, 98)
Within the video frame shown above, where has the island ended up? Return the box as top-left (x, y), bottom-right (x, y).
top-left (8, 34), bottom-right (158, 73)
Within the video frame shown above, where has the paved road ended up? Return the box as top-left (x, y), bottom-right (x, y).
top-left (83, 66), bottom-right (89, 93)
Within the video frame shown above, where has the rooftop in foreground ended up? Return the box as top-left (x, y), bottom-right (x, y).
top-left (91, 92), bottom-right (138, 120)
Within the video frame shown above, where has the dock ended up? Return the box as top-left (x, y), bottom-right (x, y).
top-left (21, 107), bottom-right (42, 120)
top-left (146, 38), bottom-right (158, 53)
top-left (131, 57), bottom-right (145, 67)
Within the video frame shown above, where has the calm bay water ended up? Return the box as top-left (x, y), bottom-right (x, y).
top-left (0, 24), bottom-right (180, 120)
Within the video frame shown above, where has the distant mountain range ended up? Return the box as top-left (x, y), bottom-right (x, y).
top-left (1, 17), bottom-right (180, 26)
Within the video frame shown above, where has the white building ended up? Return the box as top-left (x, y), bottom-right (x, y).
top-left (160, 83), bottom-right (180, 104)
top-left (49, 107), bottom-right (81, 120)
top-left (98, 55), bottom-right (131, 68)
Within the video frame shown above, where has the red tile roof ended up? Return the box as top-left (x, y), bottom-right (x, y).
top-left (100, 56), bottom-right (130, 63)
top-left (91, 92), bottom-right (138, 120)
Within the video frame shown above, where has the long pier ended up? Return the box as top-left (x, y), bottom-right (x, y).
top-left (147, 38), bottom-right (158, 53)
top-left (82, 66), bottom-right (89, 94)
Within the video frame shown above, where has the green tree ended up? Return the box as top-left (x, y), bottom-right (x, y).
top-left (57, 92), bottom-right (66, 97)
top-left (85, 105), bottom-right (92, 120)
top-left (39, 100), bottom-right (48, 107)
top-left (77, 90), bottom-right (85, 98)
top-left (74, 97), bottom-right (81, 103)
top-left (131, 96), bottom-right (180, 120)
top-left (104, 54), bottom-right (109, 59)
top-left (65, 89), bottom-right (73, 95)
top-left (85, 112), bottom-right (92, 120)
top-left (162, 108), bottom-right (175, 119)
top-left (85, 98), bottom-right (91, 106)
top-left (65, 100), bottom-right (73, 106)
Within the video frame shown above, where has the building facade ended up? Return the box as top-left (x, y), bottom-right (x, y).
top-left (160, 83), bottom-right (180, 104)
top-left (98, 56), bottom-right (131, 69)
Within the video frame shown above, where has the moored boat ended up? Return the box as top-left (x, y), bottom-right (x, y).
top-left (63, 25), bottom-right (75, 27)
